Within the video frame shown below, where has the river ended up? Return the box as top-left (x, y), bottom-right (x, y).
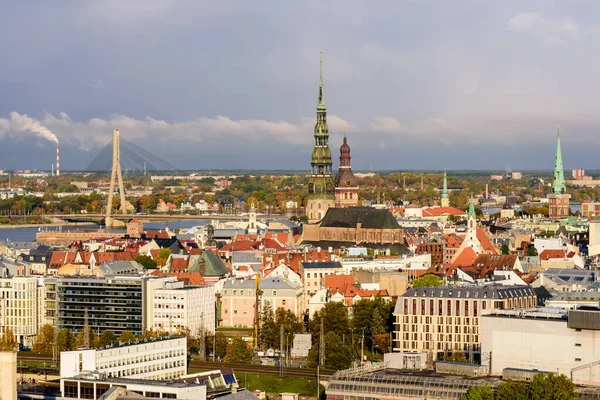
top-left (0, 219), bottom-right (210, 243)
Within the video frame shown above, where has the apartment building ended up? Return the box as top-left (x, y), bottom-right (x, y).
top-left (60, 336), bottom-right (187, 389)
top-left (300, 261), bottom-right (343, 299)
top-left (57, 275), bottom-right (176, 335)
top-left (220, 277), bottom-right (303, 327)
top-left (0, 275), bottom-right (41, 347)
top-left (152, 283), bottom-right (216, 335)
top-left (392, 285), bottom-right (537, 361)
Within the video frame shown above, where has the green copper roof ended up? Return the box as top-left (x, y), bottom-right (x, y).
top-left (189, 250), bottom-right (229, 277)
top-left (552, 128), bottom-right (566, 194)
top-left (317, 55), bottom-right (326, 111)
top-left (467, 194), bottom-right (476, 219)
top-left (442, 170), bottom-right (449, 200)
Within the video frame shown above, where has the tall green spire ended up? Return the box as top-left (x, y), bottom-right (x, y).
top-left (442, 170), bottom-right (448, 200)
top-left (317, 51), bottom-right (326, 111)
top-left (467, 194), bottom-right (476, 219)
top-left (552, 126), bottom-right (566, 195)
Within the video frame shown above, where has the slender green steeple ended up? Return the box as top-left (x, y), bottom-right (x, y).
top-left (467, 194), bottom-right (476, 219)
top-left (318, 51), bottom-right (326, 111)
top-left (552, 126), bottom-right (566, 195)
top-left (442, 170), bottom-right (448, 200)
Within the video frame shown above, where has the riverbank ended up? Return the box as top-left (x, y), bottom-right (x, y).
top-left (0, 222), bottom-right (96, 229)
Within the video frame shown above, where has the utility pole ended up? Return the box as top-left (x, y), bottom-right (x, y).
top-left (279, 325), bottom-right (285, 377)
top-left (361, 327), bottom-right (365, 366)
top-left (83, 308), bottom-right (91, 349)
top-left (319, 318), bottom-right (325, 367)
top-left (198, 316), bottom-right (206, 362)
top-left (253, 275), bottom-right (262, 350)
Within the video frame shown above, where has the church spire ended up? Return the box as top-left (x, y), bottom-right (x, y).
top-left (467, 194), bottom-right (476, 220)
top-left (552, 125), bottom-right (566, 195)
top-left (318, 51), bottom-right (326, 111)
top-left (441, 170), bottom-right (449, 207)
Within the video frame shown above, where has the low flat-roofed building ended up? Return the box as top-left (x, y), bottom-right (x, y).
top-left (481, 307), bottom-right (600, 385)
top-left (60, 336), bottom-right (187, 384)
top-left (61, 373), bottom-right (205, 400)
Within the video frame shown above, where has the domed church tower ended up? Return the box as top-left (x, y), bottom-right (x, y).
top-left (335, 135), bottom-right (360, 208)
top-left (306, 53), bottom-right (335, 223)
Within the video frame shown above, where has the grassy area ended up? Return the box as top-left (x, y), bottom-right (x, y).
top-left (187, 370), bottom-right (322, 397)
top-left (241, 373), bottom-right (322, 397)
top-left (19, 361), bottom-right (59, 369)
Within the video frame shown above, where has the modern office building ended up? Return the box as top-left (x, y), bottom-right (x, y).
top-left (60, 336), bottom-right (187, 383)
top-left (152, 283), bottom-right (216, 335)
top-left (392, 285), bottom-right (537, 361)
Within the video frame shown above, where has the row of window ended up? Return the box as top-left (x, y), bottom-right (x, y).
top-left (98, 349), bottom-right (185, 369)
top-left (398, 316), bottom-right (480, 326)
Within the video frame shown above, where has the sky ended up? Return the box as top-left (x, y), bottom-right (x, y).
top-left (1, 0), bottom-right (600, 171)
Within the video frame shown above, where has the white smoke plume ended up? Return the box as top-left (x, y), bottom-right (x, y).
top-left (8, 111), bottom-right (59, 144)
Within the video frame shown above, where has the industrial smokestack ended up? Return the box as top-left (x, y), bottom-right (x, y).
top-left (51, 164), bottom-right (54, 176)
top-left (56, 144), bottom-right (60, 176)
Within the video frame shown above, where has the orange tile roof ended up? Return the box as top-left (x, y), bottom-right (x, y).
top-left (476, 228), bottom-right (497, 254)
top-left (451, 247), bottom-right (478, 267)
top-left (422, 207), bottom-right (467, 217)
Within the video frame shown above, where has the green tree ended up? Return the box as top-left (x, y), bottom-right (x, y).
top-left (373, 333), bottom-right (390, 354)
top-left (176, 327), bottom-right (199, 354)
top-left (118, 330), bottom-right (137, 343)
top-left (206, 333), bottom-right (228, 359)
top-left (275, 307), bottom-right (303, 337)
top-left (260, 302), bottom-right (278, 349)
top-left (495, 380), bottom-right (528, 400)
top-left (97, 330), bottom-right (117, 348)
top-left (461, 385), bottom-right (494, 400)
top-left (310, 302), bottom-right (350, 342)
top-left (411, 274), bottom-right (443, 288)
top-left (156, 248), bottom-right (172, 267)
top-left (527, 245), bottom-right (538, 257)
top-left (57, 329), bottom-right (75, 352)
top-left (33, 324), bottom-right (55, 353)
top-left (307, 332), bottom-right (353, 370)
top-left (224, 337), bottom-right (253, 363)
top-left (525, 373), bottom-right (576, 400)
top-left (442, 351), bottom-right (469, 364)
top-left (135, 255), bottom-right (158, 269)
top-left (501, 244), bottom-right (510, 255)
top-left (0, 328), bottom-right (18, 351)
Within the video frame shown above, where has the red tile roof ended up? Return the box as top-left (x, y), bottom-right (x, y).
top-left (422, 207), bottom-right (468, 217)
top-left (451, 247), bottom-right (478, 267)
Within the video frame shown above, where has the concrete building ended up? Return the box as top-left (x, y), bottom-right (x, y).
top-left (300, 260), bottom-right (343, 300)
top-left (393, 285), bottom-right (537, 361)
top-left (220, 277), bottom-right (303, 327)
top-left (0, 275), bottom-right (40, 347)
top-left (61, 376), bottom-right (205, 400)
top-left (481, 307), bottom-right (600, 385)
top-left (57, 275), bottom-right (177, 336)
top-left (582, 201), bottom-right (600, 217)
top-left (60, 336), bottom-right (187, 383)
top-left (152, 283), bottom-right (216, 335)
top-left (0, 351), bottom-right (17, 400)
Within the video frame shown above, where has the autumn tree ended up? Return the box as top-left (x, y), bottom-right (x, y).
top-left (224, 337), bottom-right (253, 363)
top-left (156, 248), bottom-right (172, 267)
top-left (307, 332), bottom-right (353, 370)
top-left (206, 333), bottom-right (228, 359)
top-left (0, 328), bottom-right (18, 351)
top-left (97, 330), bottom-right (117, 347)
top-left (118, 331), bottom-right (137, 343)
top-left (411, 274), bottom-right (443, 288)
top-left (494, 380), bottom-right (528, 400)
top-left (57, 329), bottom-right (75, 352)
top-left (135, 255), bottom-right (158, 269)
top-left (76, 327), bottom-right (98, 349)
top-left (33, 324), bottom-right (56, 353)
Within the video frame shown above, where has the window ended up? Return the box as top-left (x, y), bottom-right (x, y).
top-left (575, 343), bottom-right (582, 347)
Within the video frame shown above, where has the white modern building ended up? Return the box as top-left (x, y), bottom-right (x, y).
top-left (152, 283), bottom-right (216, 335)
top-left (61, 374), bottom-right (205, 400)
top-left (481, 307), bottom-right (600, 385)
top-left (0, 275), bottom-right (41, 347)
top-left (60, 336), bottom-right (187, 387)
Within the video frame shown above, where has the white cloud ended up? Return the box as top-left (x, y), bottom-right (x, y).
top-left (509, 12), bottom-right (580, 46)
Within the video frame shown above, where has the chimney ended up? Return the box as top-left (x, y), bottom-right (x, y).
top-left (485, 183), bottom-right (489, 199)
top-left (56, 144), bottom-right (60, 176)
